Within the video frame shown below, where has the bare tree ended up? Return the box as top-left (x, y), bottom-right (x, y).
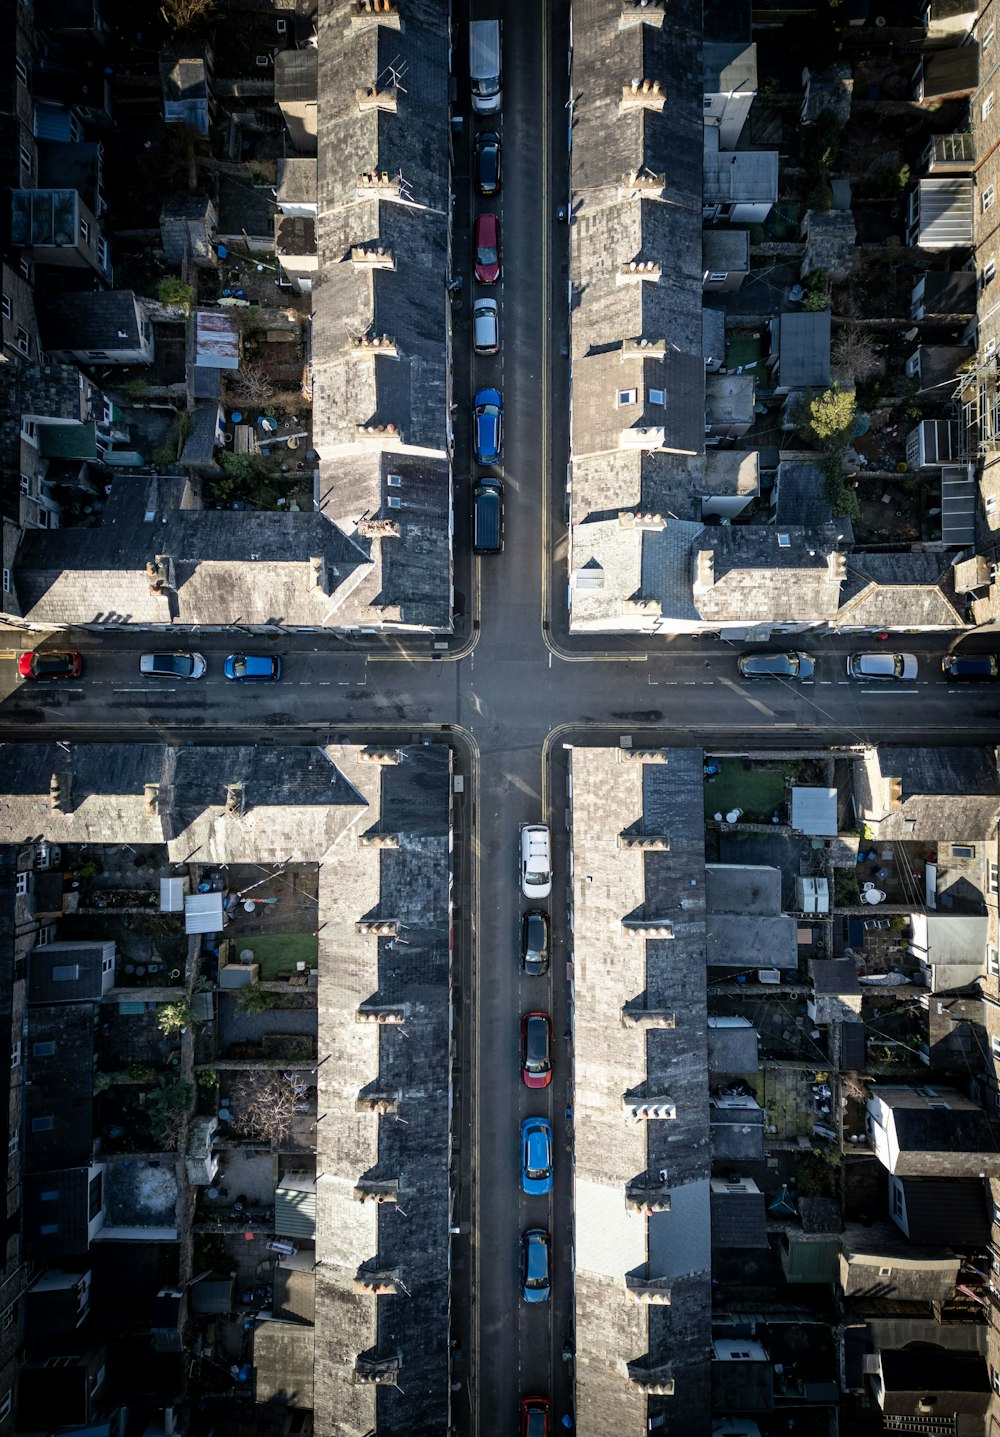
top-left (230, 1072), bottom-right (302, 1146)
top-left (229, 362), bottom-right (272, 407)
top-left (160, 0), bottom-right (216, 29)
top-left (831, 327), bottom-right (882, 384)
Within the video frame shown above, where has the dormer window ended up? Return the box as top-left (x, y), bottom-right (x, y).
top-left (387, 474), bottom-right (402, 487)
top-left (777, 532), bottom-right (791, 547)
top-left (649, 388), bottom-right (665, 406)
top-left (387, 495), bottom-right (402, 508)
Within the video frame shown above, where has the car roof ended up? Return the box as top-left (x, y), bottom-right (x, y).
top-left (475, 211), bottom-right (498, 237)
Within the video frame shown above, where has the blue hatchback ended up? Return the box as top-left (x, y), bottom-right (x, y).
top-left (473, 387), bottom-right (503, 464)
top-left (521, 1117), bottom-right (553, 1195)
top-left (224, 653), bottom-right (282, 682)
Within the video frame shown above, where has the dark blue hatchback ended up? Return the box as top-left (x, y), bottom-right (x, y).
top-left (224, 653), bottom-right (282, 682)
top-left (473, 387), bottom-right (503, 464)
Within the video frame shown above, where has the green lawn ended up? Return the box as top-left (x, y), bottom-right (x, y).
top-left (238, 933), bottom-right (317, 978)
top-left (706, 759), bottom-right (786, 821)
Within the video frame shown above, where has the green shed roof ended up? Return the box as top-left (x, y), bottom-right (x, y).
top-left (39, 422), bottom-right (97, 460)
top-left (785, 1236), bottom-right (841, 1284)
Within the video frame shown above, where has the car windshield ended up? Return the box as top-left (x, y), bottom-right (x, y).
top-left (477, 243), bottom-right (498, 264)
top-left (526, 869), bottom-right (547, 884)
top-left (526, 1024), bottom-right (548, 1067)
top-left (233, 657), bottom-right (249, 675)
top-left (891, 656), bottom-right (904, 676)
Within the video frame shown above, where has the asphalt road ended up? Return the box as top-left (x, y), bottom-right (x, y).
top-left (3, 1), bottom-right (1000, 1433)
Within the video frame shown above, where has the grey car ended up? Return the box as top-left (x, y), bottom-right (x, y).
top-left (738, 651), bottom-right (815, 680)
top-left (847, 652), bottom-right (917, 680)
top-left (139, 652), bottom-right (206, 680)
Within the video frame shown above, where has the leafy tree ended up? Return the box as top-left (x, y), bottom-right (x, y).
top-left (796, 385), bottom-right (856, 450)
top-left (157, 1000), bottom-right (193, 1036)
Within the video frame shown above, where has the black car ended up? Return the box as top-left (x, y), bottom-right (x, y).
top-left (521, 910), bottom-right (549, 977)
top-left (475, 130), bottom-right (501, 197)
top-left (941, 653), bottom-right (999, 681)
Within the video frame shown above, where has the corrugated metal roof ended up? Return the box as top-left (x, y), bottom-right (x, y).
top-left (275, 1175), bottom-right (316, 1239)
top-left (940, 465), bottom-right (976, 546)
top-left (914, 178), bottom-right (974, 249)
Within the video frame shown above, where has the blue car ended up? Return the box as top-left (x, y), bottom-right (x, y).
top-left (224, 653), bottom-right (282, 682)
top-left (473, 387), bottom-right (503, 464)
top-left (521, 1117), bottom-right (553, 1195)
top-left (521, 1228), bottom-right (550, 1304)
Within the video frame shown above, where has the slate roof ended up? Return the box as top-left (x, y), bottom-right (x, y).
top-left (710, 1103), bottom-right (765, 1159)
top-left (878, 1089), bottom-right (996, 1156)
top-left (569, 0), bottom-right (707, 640)
top-left (274, 50), bottom-right (317, 105)
top-left (880, 1349), bottom-right (989, 1404)
top-left (894, 1176), bottom-right (991, 1245)
top-left (810, 959), bottom-right (860, 996)
top-left (305, 0), bottom-right (452, 634)
top-left (710, 1186), bottom-right (769, 1247)
top-left (571, 746), bottom-right (711, 1435)
top-left (706, 1018), bottom-right (758, 1072)
top-left (774, 461), bottom-right (838, 528)
top-left (254, 1320), bottom-right (315, 1408)
top-left (24, 1168), bottom-right (91, 1259)
top-left (773, 311), bottom-right (831, 389)
top-left (27, 941), bottom-right (110, 1005)
top-left (836, 553), bottom-right (964, 629)
top-left (703, 127), bottom-right (777, 203)
top-left (705, 865), bottom-right (797, 968)
top-left (799, 1197), bottom-right (842, 1233)
top-left (311, 743), bottom-right (452, 1437)
top-left (277, 157), bottom-right (317, 207)
top-left (916, 269), bottom-right (976, 317)
top-left (853, 745), bottom-right (1000, 842)
top-left (703, 229), bottom-right (749, 274)
top-left (693, 526), bottom-right (845, 625)
top-left (25, 1003), bottom-right (96, 1173)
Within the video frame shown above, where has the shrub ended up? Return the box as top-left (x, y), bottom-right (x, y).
top-left (125, 379), bottom-right (150, 402)
top-left (197, 1068), bottom-right (218, 1088)
top-left (236, 984), bottom-right (276, 1014)
top-left (157, 1000), bottom-right (194, 1036)
top-left (156, 276), bottom-right (194, 308)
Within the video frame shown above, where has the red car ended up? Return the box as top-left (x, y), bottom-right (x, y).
top-left (18, 650), bottom-right (83, 680)
top-left (521, 1396), bottom-right (550, 1437)
top-left (521, 1011), bottom-right (552, 1089)
top-left (474, 211), bottom-right (501, 285)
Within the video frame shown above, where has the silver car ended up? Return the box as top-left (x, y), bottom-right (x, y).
top-left (473, 298), bottom-right (499, 355)
top-left (139, 652), bottom-right (206, 680)
top-left (738, 651), bottom-right (815, 680)
top-left (847, 652), bottom-right (917, 680)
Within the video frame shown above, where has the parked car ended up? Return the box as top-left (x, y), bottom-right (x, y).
top-left (473, 387), bottom-right (503, 464)
top-left (224, 653), bottom-right (282, 682)
top-left (474, 211), bottom-right (501, 284)
top-left (472, 297), bottom-right (499, 354)
top-left (520, 1228), bottom-right (550, 1303)
top-left (139, 652), bottom-right (206, 679)
top-left (520, 824), bottom-right (551, 899)
top-left (521, 1116), bottom-right (553, 1194)
top-left (18, 650), bottom-right (82, 680)
top-left (521, 1397), bottom-right (550, 1437)
top-left (847, 652), bottom-right (917, 680)
top-left (522, 1013), bottom-right (552, 1090)
top-left (474, 130), bottom-right (501, 196)
top-left (737, 651), bottom-right (815, 680)
top-left (941, 653), bottom-right (999, 680)
top-left (472, 478), bottom-right (503, 553)
top-left (521, 910), bottom-right (550, 977)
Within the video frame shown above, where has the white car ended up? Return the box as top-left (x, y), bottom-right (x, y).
top-left (521, 824), bottom-right (551, 899)
top-left (847, 652), bottom-right (917, 680)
